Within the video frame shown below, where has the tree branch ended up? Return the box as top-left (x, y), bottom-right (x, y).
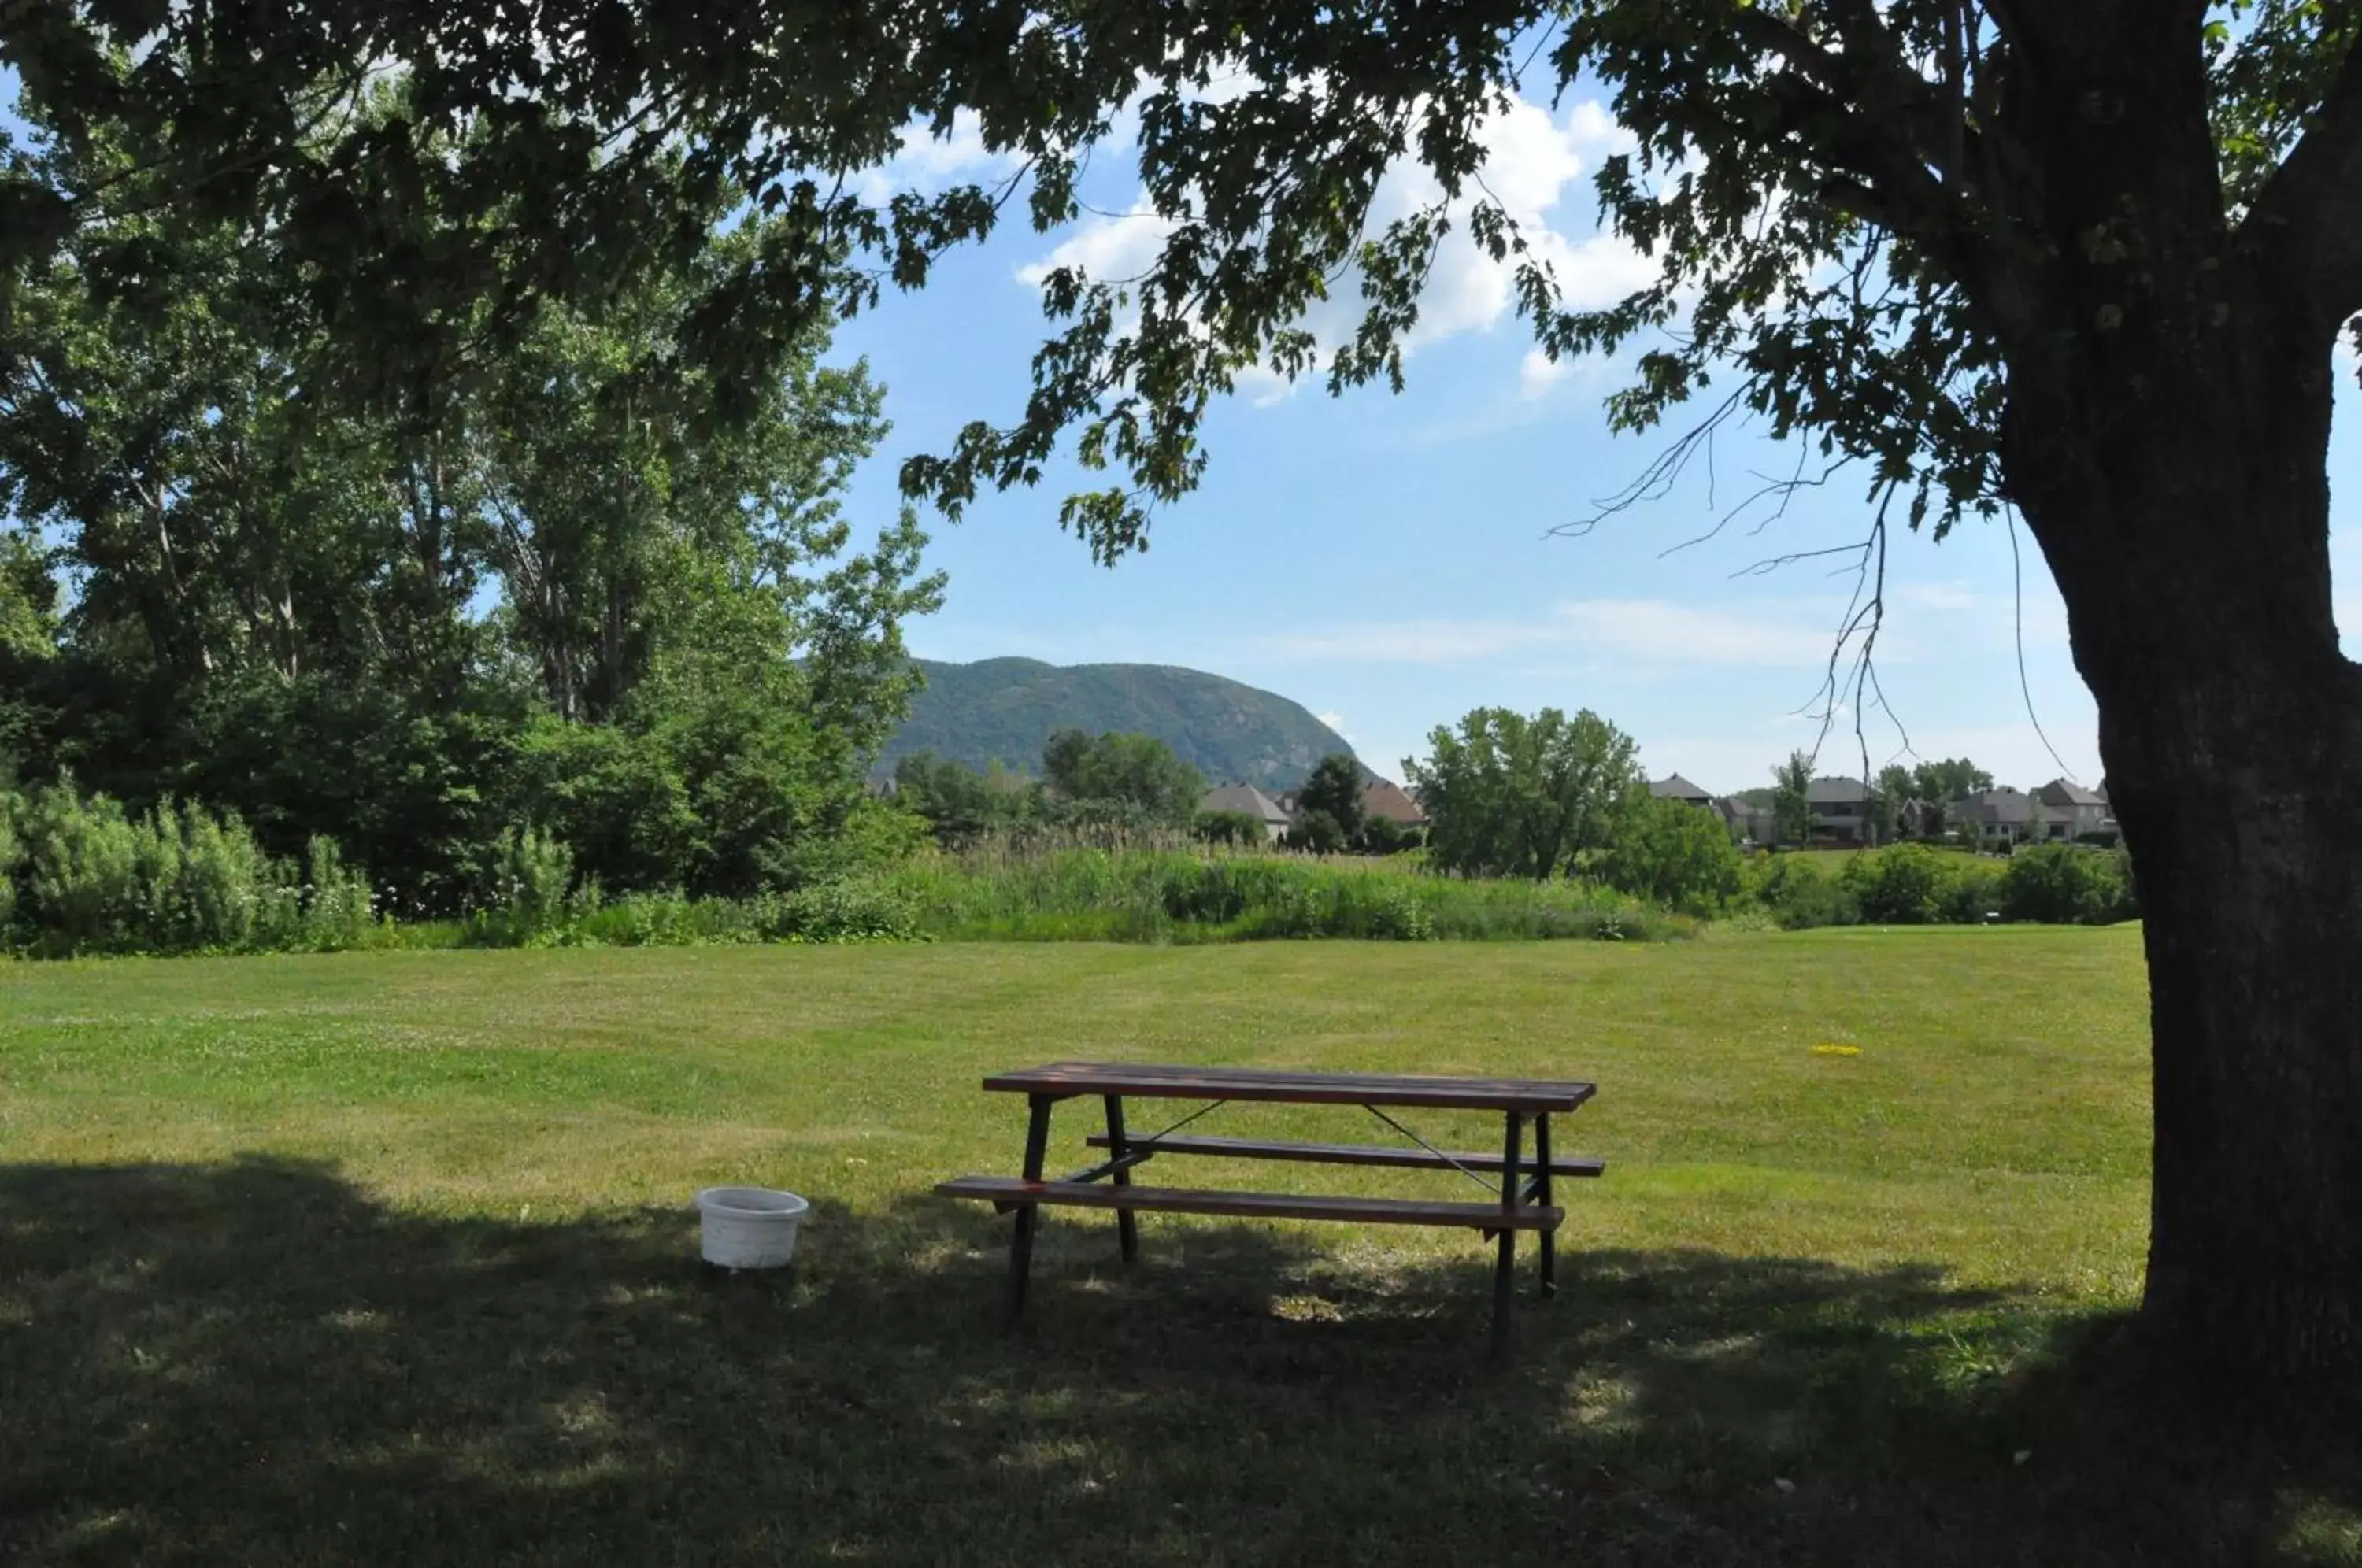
top-left (2243, 24), bottom-right (2362, 327)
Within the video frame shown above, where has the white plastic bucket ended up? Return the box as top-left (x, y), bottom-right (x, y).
top-left (694, 1186), bottom-right (810, 1270)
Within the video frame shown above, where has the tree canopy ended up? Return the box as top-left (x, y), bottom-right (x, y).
top-left (1409, 706), bottom-right (1642, 880)
top-left (0, 95), bottom-right (942, 905)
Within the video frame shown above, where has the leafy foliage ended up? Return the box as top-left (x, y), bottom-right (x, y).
top-left (1602, 794), bottom-right (1743, 915)
top-left (894, 753), bottom-right (1042, 848)
top-left (2000, 845), bottom-right (2142, 926)
top-left (1772, 751), bottom-right (1815, 849)
top-left (1298, 754), bottom-right (1367, 845)
top-left (0, 94), bottom-right (941, 908)
top-left (1191, 808), bottom-right (1270, 847)
top-left (1041, 730), bottom-right (1205, 828)
top-left (1408, 707), bottom-right (1642, 880)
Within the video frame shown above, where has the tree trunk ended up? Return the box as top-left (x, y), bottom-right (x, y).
top-left (2007, 307), bottom-right (2362, 1393)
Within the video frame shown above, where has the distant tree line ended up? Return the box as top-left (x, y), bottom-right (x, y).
top-left (894, 730), bottom-right (1206, 845)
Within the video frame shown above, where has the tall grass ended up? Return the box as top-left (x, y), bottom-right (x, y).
top-left (882, 841), bottom-right (1686, 943)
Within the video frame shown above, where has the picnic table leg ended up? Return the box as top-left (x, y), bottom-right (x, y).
top-left (1535, 1111), bottom-right (1557, 1300)
top-left (1492, 1111), bottom-right (1523, 1363)
top-left (1102, 1094), bottom-right (1140, 1264)
top-left (1005, 1093), bottom-right (1054, 1325)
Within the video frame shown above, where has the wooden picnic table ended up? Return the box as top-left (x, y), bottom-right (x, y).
top-left (935, 1061), bottom-right (1602, 1359)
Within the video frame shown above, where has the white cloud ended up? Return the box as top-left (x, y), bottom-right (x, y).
top-left (1015, 92), bottom-right (1655, 399)
top-left (1519, 347), bottom-right (1572, 400)
top-left (1314, 709), bottom-right (1357, 742)
top-left (1019, 207), bottom-right (1177, 290)
top-left (855, 111), bottom-right (1012, 205)
top-left (1262, 597), bottom-right (1864, 669)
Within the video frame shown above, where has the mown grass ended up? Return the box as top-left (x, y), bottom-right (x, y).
top-left (2, 931), bottom-right (2356, 1564)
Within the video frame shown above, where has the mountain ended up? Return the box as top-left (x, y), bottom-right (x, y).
top-left (880, 658), bottom-right (1359, 790)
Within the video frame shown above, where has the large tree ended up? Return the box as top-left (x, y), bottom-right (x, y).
top-left (9, 2), bottom-right (2362, 1389)
top-left (1409, 706), bottom-right (1642, 879)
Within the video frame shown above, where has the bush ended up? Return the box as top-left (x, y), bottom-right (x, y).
top-left (20, 777), bottom-right (140, 950)
top-left (1936, 859), bottom-right (2006, 924)
top-left (2001, 843), bottom-right (2137, 925)
top-left (1357, 815), bottom-right (1420, 855)
top-left (1602, 796), bottom-right (1742, 915)
top-left (1283, 808), bottom-right (1346, 854)
top-left (1745, 854), bottom-right (1861, 930)
top-left (761, 876), bottom-right (922, 942)
top-left (0, 791), bottom-right (17, 932)
top-left (496, 827), bottom-right (575, 933)
top-left (1194, 809), bottom-right (1270, 847)
top-left (1840, 843), bottom-right (1949, 923)
top-left (300, 836), bottom-right (378, 949)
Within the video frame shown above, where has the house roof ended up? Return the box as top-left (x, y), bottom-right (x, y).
top-left (1361, 778), bottom-right (1428, 825)
top-left (1954, 786), bottom-right (2050, 824)
top-left (1805, 775), bottom-right (1871, 804)
top-left (2035, 778), bottom-right (2106, 807)
top-left (1198, 782), bottom-right (1291, 825)
top-left (1649, 773), bottom-right (1713, 802)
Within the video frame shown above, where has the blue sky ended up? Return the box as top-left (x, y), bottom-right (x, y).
top-left (834, 91), bottom-right (2362, 794)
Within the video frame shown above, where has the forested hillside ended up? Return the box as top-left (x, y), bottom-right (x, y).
top-left (883, 659), bottom-right (1357, 790)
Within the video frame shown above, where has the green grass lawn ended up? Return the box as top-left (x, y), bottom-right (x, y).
top-left (2, 931), bottom-right (2355, 1564)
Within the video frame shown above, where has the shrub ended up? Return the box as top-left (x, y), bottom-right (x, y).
top-left (1283, 808), bottom-right (1346, 854)
top-left (167, 803), bottom-right (293, 950)
top-left (0, 790), bottom-right (17, 932)
top-left (1602, 796), bottom-right (1742, 915)
top-left (300, 836), bottom-right (378, 949)
top-left (1194, 809), bottom-right (1270, 847)
top-left (496, 826), bottom-right (576, 932)
top-left (1936, 859), bottom-right (2006, 924)
top-left (1357, 815), bottom-right (1420, 856)
top-left (1746, 854), bottom-right (1860, 930)
top-left (20, 777), bottom-right (140, 950)
top-left (760, 876), bottom-right (923, 942)
top-left (2001, 843), bottom-right (2136, 925)
top-left (1841, 843), bottom-right (1949, 924)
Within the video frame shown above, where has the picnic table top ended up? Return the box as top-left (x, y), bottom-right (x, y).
top-left (979, 1060), bottom-right (1597, 1114)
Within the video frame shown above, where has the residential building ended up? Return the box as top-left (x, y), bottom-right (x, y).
top-left (1361, 778), bottom-right (1428, 829)
top-left (2034, 778), bottom-right (2116, 841)
top-left (1953, 786), bottom-right (2054, 847)
top-left (1648, 773), bottom-right (1715, 808)
top-left (1807, 775), bottom-right (1875, 843)
top-left (1197, 782), bottom-right (1293, 842)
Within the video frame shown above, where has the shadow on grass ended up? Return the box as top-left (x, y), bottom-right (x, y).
top-left (1, 1156), bottom-right (2354, 1565)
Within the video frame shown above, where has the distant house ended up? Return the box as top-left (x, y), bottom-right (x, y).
top-left (1806, 775), bottom-right (1875, 843)
top-left (1953, 786), bottom-right (2053, 847)
top-left (1648, 773), bottom-right (1715, 808)
top-left (1651, 772), bottom-right (1753, 841)
top-left (2034, 778), bottom-right (2115, 842)
top-left (1361, 778), bottom-right (1427, 829)
top-left (1198, 782), bottom-right (1293, 842)
top-left (864, 774), bottom-right (899, 800)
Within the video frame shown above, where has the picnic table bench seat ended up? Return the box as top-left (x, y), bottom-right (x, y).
top-left (935, 1175), bottom-right (1564, 1231)
top-left (1081, 1131), bottom-right (1605, 1180)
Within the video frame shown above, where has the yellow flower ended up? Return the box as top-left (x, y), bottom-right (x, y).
top-left (1810, 1043), bottom-right (1862, 1057)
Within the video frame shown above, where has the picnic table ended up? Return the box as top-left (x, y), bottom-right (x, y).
top-left (935, 1061), bottom-right (1603, 1358)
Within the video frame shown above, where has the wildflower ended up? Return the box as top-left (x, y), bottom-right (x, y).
top-left (1810, 1042), bottom-right (1861, 1057)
